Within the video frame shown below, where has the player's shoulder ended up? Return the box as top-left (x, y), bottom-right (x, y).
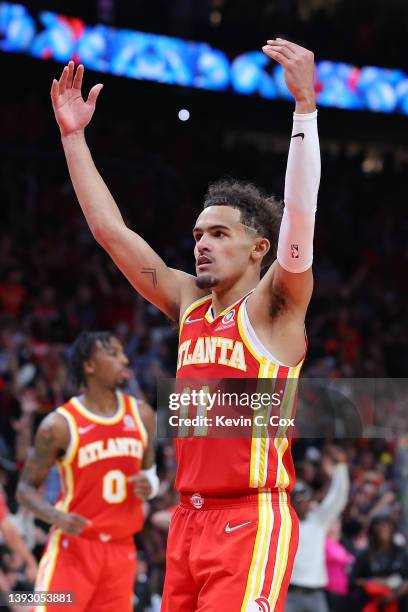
top-left (52, 397), bottom-right (80, 424)
top-left (120, 392), bottom-right (154, 422)
top-left (36, 408), bottom-right (71, 450)
top-left (44, 394), bottom-right (82, 426)
top-left (134, 399), bottom-right (156, 435)
top-left (136, 398), bottom-right (155, 421)
top-left (40, 407), bottom-right (70, 429)
top-left (179, 293), bottom-right (212, 329)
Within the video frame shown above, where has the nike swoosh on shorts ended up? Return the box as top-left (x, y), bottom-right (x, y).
top-left (224, 521), bottom-right (252, 534)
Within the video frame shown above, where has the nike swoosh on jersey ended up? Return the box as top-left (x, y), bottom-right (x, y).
top-left (184, 316), bottom-right (204, 324)
top-left (224, 521), bottom-right (252, 534)
top-left (78, 424), bottom-right (97, 435)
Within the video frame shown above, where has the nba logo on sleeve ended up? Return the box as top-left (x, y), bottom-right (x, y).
top-left (291, 244), bottom-right (299, 258)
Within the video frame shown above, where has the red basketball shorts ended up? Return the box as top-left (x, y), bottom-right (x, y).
top-left (162, 490), bottom-right (299, 612)
top-left (34, 530), bottom-right (136, 612)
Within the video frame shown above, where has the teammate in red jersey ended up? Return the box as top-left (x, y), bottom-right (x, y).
top-left (17, 332), bottom-right (157, 612)
top-left (50, 38), bottom-right (320, 611)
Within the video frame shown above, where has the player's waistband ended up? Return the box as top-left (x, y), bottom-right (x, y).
top-left (52, 527), bottom-right (136, 544)
top-left (78, 533), bottom-right (135, 543)
top-left (180, 489), bottom-right (291, 510)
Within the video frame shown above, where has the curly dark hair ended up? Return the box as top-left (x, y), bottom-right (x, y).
top-left (68, 331), bottom-right (113, 388)
top-left (203, 178), bottom-right (283, 268)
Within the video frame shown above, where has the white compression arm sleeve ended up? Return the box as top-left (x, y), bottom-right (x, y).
top-left (277, 110), bottom-right (321, 273)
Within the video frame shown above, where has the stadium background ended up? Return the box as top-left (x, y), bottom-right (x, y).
top-left (0, 0), bottom-right (408, 609)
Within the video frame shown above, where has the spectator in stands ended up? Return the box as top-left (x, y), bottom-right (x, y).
top-left (286, 446), bottom-right (349, 612)
top-left (325, 518), bottom-right (355, 611)
top-left (350, 515), bottom-right (408, 611)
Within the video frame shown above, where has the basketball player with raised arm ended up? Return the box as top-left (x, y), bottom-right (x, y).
top-left (17, 332), bottom-right (157, 612)
top-left (50, 38), bottom-right (320, 611)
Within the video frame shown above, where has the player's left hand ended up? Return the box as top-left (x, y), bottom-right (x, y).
top-left (128, 474), bottom-right (152, 501)
top-left (262, 39), bottom-right (315, 103)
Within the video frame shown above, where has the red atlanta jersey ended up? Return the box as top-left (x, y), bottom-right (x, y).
top-left (175, 291), bottom-right (305, 496)
top-left (55, 391), bottom-right (147, 541)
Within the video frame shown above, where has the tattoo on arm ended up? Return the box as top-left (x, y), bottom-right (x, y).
top-left (17, 421), bottom-right (62, 524)
top-left (141, 267), bottom-right (158, 288)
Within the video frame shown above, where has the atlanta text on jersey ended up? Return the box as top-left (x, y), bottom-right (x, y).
top-left (78, 437), bottom-right (144, 468)
top-left (177, 337), bottom-right (247, 371)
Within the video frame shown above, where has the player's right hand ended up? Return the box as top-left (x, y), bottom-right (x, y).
top-left (53, 511), bottom-right (92, 536)
top-left (262, 39), bottom-right (315, 104)
top-left (50, 61), bottom-right (103, 137)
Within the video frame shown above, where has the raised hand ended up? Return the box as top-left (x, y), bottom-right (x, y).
top-left (262, 39), bottom-right (315, 106)
top-left (51, 61), bottom-right (103, 136)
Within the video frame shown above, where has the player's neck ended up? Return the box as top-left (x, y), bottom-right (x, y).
top-left (81, 386), bottom-right (119, 417)
top-left (211, 281), bottom-right (257, 318)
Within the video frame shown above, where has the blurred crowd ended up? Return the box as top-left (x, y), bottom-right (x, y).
top-left (1, 85), bottom-right (408, 610)
top-left (101, 0), bottom-right (408, 69)
top-left (22, 0), bottom-right (408, 69)
top-left (215, 0), bottom-right (408, 68)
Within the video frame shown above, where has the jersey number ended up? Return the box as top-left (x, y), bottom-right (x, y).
top-left (179, 385), bottom-right (210, 438)
top-left (102, 469), bottom-right (127, 504)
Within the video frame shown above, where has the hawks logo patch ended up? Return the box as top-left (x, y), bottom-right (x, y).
top-left (221, 309), bottom-right (235, 325)
top-left (123, 414), bottom-right (137, 431)
top-left (255, 597), bottom-right (270, 612)
top-left (190, 493), bottom-right (204, 509)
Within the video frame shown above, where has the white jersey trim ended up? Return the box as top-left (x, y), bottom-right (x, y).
top-left (71, 390), bottom-right (124, 424)
top-left (179, 294), bottom-right (212, 330)
top-left (56, 407), bottom-right (77, 464)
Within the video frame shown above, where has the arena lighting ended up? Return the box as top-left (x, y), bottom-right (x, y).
top-left (1, 2), bottom-right (408, 116)
top-left (178, 109), bottom-right (190, 121)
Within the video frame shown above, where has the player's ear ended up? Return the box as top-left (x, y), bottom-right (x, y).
top-left (251, 237), bottom-right (270, 263)
top-left (83, 358), bottom-right (96, 377)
